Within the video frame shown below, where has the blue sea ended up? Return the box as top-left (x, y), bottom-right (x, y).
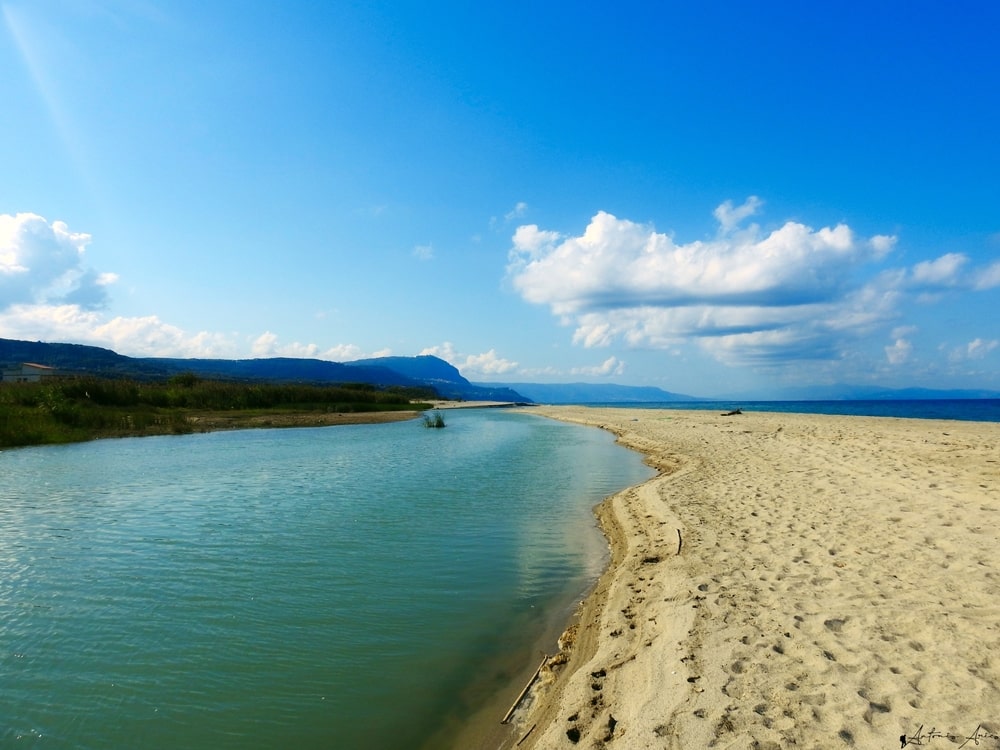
top-left (581, 399), bottom-right (1000, 423)
top-left (0, 409), bottom-right (654, 750)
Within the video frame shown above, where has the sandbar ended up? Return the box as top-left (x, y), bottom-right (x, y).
top-left (497, 406), bottom-right (1000, 749)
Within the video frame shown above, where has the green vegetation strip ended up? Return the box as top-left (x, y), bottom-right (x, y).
top-left (0, 374), bottom-right (433, 448)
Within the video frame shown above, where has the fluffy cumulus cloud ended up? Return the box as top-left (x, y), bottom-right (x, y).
top-left (420, 341), bottom-right (519, 377)
top-left (0, 212), bottom-right (116, 309)
top-left (0, 213), bottom-right (237, 356)
top-left (506, 199), bottom-right (994, 369)
top-left (251, 332), bottom-right (391, 361)
top-left (0, 302), bottom-right (236, 357)
top-left (324, 343), bottom-right (393, 361)
top-left (0, 213), bottom-right (390, 361)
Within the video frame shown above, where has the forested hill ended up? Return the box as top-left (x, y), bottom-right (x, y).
top-left (0, 338), bottom-right (529, 403)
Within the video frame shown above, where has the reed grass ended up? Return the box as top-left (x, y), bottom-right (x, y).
top-left (0, 376), bottom-right (429, 448)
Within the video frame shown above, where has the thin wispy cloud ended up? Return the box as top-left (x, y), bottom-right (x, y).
top-left (490, 201), bottom-right (529, 231)
top-left (973, 261), bottom-right (1000, 290)
top-left (505, 202), bottom-right (528, 222)
top-left (571, 356), bottom-right (625, 377)
top-left (965, 338), bottom-right (998, 360)
top-left (911, 253), bottom-right (966, 287)
top-left (713, 196), bottom-right (763, 235)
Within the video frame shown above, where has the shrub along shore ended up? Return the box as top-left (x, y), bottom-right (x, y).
top-left (0, 374), bottom-right (433, 448)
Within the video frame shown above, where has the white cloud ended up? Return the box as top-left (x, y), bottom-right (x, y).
top-left (0, 299), bottom-right (391, 362)
top-left (945, 337), bottom-right (999, 364)
top-left (885, 338), bottom-right (913, 365)
top-left (0, 213), bottom-right (406, 362)
top-left (490, 202), bottom-right (529, 231)
top-left (0, 212), bottom-right (114, 310)
top-left (420, 341), bottom-right (519, 377)
top-left (420, 341), bottom-right (460, 361)
top-left (507, 202), bottom-right (899, 368)
top-left (911, 253), bottom-right (966, 286)
top-left (509, 224), bottom-right (561, 260)
top-left (412, 243), bottom-right (434, 261)
top-left (0, 303), bottom-right (236, 357)
top-left (252, 331), bottom-right (294, 357)
top-left (509, 208), bottom-right (870, 318)
top-left (869, 234), bottom-right (897, 256)
top-left (966, 338), bottom-right (998, 360)
top-left (570, 356), bottom-right (625, 377)
top-left (324, 343), bottom-right (393, 361)
top-left (251, 332), bottom-right (391, 361)
top-left (713, 195), bottom-right (763, 234)
top-left (505, 201), bottom-right (528, 221)
top-left (973, 260), bottom-right (1000, 290)
top-left (700, 327), bottom-right (838, 368)
top-left (464, 349), bottom-right (519, 375)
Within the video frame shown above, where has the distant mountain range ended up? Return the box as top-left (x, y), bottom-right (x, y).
top-left (480, 381), bottom-right (699, 404)
top-left (2, 338), bottom-right (997, 403)
top-left (0, 338), bottom-right (526, 403)
top-left (342, 356), bottom-right (526, 402)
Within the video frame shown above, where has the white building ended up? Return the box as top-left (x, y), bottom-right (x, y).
top-left (1, 362), bottom-right (59, 382)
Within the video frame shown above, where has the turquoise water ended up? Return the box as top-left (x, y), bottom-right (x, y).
top-left (0, 409), bottom-right (653, 749)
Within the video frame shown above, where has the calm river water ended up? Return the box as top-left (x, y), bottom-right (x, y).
top-left (0, 409), bottom-right (653, 749)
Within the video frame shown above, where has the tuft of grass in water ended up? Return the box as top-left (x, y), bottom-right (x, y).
top-left (422, 412), bottom-right (446, 429)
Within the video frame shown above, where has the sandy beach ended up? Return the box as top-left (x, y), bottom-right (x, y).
top-left (498, 406), bottom-right (1000, 749)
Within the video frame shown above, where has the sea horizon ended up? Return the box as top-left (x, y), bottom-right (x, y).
top-left (549, 398), bottom-right (1000, 423)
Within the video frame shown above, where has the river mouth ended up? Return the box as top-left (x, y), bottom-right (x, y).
top-left (0, 409), bottom-right (652, 750)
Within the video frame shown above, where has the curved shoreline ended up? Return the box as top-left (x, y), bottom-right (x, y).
top-left (500, 406), bottom-right (1000, 748)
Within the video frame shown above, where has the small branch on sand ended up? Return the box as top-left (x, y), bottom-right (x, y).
top-left (516, 724), bottom-right (537, 746)
top-left (676, 528), bottom-right (683, 556)
top-left (502, 656), bottom-right (549, 724)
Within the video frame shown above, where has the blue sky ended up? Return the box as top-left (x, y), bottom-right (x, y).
top-left (2, 1), bottom-right (998, 397)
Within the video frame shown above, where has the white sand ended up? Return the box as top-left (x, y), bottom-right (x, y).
top-left (503, 406), bottom-right (1000, 749)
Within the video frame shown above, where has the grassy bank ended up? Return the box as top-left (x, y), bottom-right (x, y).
top-left (0, 375), bottom-right (433, 448)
